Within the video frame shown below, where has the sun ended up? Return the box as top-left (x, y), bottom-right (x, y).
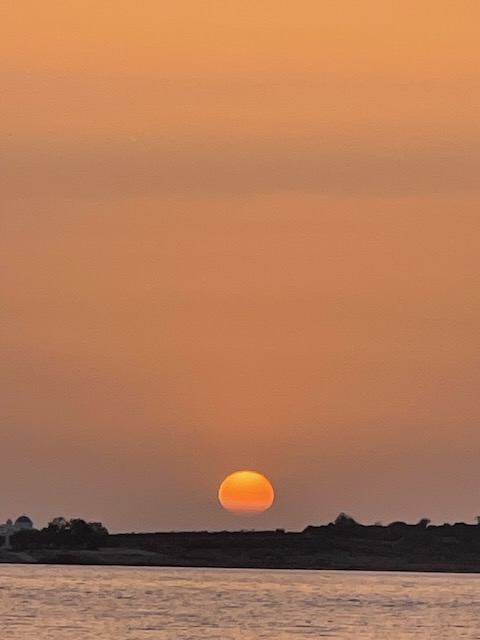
top-left (218, 470), bottom-right (275, 516)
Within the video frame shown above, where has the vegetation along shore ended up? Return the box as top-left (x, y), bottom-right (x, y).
top-left (4, 513), bottom-right (480, 573)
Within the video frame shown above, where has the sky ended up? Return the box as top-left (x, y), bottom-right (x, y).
top-left (1, 1), bottom-right (480, 532)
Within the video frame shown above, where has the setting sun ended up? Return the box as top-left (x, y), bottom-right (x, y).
top-left (218, 470), bottom-right (275, 516)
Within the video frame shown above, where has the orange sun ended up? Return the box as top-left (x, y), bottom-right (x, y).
top-left (218, 470), bottom-right (275, 516)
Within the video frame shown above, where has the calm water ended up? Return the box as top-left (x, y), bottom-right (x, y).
top-left (1, 565), bottom-right (480, 639)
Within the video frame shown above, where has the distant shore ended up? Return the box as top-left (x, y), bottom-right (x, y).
top-left (4, 522), bottom-right (480, 573)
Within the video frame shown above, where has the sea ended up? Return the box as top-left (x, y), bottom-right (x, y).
top-left (1, 565), bottom-right (479, 639)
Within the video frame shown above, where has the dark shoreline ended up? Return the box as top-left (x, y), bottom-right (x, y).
top-left (1, 551), bottom-right (480, 574)
top-left (5, 522), bottom-right (480, 573)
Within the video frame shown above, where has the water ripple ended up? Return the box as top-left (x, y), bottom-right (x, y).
top-left (0, 566), bottom-right (480, 638)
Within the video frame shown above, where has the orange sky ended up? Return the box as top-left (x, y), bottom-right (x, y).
top-left (2, 2), bottom-right (480, 531)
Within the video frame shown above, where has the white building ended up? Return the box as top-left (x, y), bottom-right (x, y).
top-left (0, 516), bottom-right (34, 548)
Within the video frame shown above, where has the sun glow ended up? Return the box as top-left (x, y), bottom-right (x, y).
top-left (218, 470), bottom-right (275, 516)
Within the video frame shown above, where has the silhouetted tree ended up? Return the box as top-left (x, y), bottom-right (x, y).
top-left (50, 517), bottom-right (68, 529)
top-left (10, 528), bottom-right (42, 550)
top-left (12, 517), bottom-right (109, 550)
top-left (334, 513), bottom-right (359, 527)
top-left (89, 522), bottom-right (109, 536)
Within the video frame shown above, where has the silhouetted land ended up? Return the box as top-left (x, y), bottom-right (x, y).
top-left (5, 514), bottom-right (480, 572)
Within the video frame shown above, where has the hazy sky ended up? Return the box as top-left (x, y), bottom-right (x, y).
top-left (2, 2), bottom-right (480, 532)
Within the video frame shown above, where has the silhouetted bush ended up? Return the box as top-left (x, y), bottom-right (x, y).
top-left (416, 518), bottom-right (431, 529)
